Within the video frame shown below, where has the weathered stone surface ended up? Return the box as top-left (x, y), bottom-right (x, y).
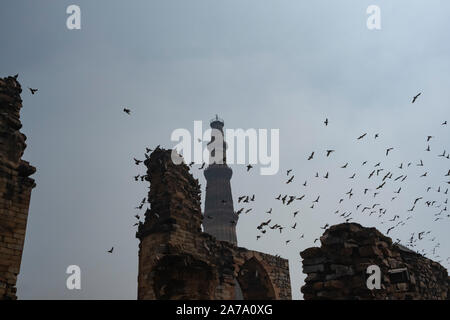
top-left (300, 247), bottom-right (323, 259)
top-left (136, 149), bottom-right (291, 300)
top-left (300, 223), bottom-right (449, 300)
top-left (0, 76), bottom-right (35, 300)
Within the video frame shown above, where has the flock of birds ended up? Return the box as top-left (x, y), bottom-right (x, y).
top-left (14, 75), bottom-right (448, 293)
top-left (229, 93), bottom-right (449, 264)
top-left (122, 94), bottom-right (449, 269)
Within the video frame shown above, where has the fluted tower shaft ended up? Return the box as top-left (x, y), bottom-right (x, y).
top-left (203, 116), bottom-right (238, 245)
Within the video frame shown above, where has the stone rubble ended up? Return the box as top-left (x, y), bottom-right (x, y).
top-left (301, 223), bottom-right (449, 300)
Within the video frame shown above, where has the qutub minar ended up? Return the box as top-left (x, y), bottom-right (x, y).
top-left (203, 115), bottom-right (239, 245)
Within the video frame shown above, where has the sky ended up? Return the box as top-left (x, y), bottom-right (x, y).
top-left (0, 0), bottom-right (449, 299)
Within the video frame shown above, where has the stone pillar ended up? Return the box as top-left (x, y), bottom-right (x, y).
top-left (0, 76), bottom-right (36, 300)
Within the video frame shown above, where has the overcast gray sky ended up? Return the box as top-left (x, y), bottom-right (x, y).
top-left (1, 1), bottom-right (449, 299)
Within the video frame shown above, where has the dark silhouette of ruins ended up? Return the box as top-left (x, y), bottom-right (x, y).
top-left (0, 76), bottom-right (36, 300)
top-left (136, 148), bottom-right (292, 299)
top-left (301, 223), bottom-right (450, 300)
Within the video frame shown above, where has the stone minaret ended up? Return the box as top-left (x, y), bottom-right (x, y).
top-left (202, 116), bottom-right (238, 245)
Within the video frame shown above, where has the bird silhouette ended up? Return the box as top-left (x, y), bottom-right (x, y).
top-left (107, 247), bottom-right (114, 253)
top-left (412, 92), bottom-right (421, 103)
top-left (357, 133), bottom-right (367, 140)
top-left (28, 87), bottom-right (38, 95)
top-left (123, 108), bottom-right (131, 114)
top-left (386, 148), bottom-right (394, 156)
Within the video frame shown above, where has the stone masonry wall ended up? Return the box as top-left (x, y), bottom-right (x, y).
top-left (0, 76), bottom-right (36, 300)
top-left (136, 149), bottom-right (291, 300)
top-left (301, 223), bottom-right (449, 300)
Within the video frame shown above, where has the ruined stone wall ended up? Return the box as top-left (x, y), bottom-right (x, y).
top-left (136, 149), bottom-right (291, 300)
top-left (301, 223), bottom-right (449, 300)
top-left (0, 76), bottom-right (36, 300)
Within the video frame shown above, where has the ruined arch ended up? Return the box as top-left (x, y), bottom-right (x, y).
top-left (237, 257), bottom-right (276, 300)
top-left (152, 254), bottom-right (217, 299)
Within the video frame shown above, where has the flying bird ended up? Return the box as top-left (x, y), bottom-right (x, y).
top-left (386, 148), bottom-right (394, 156)
top-left (123, 108), bottom-right (131, 114)
top-left (107, 247), bottom-right (114, 253)
top-left (28, 87), bottom-right (38, 95)
top-left (412, 92), bottom-right (421, 103)
top-left (307, 152), bottom-right (314, 160)
top-left (357, 133), bottom-right (367, 140)
top-left (326, 150), bottom-right (335, 157)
